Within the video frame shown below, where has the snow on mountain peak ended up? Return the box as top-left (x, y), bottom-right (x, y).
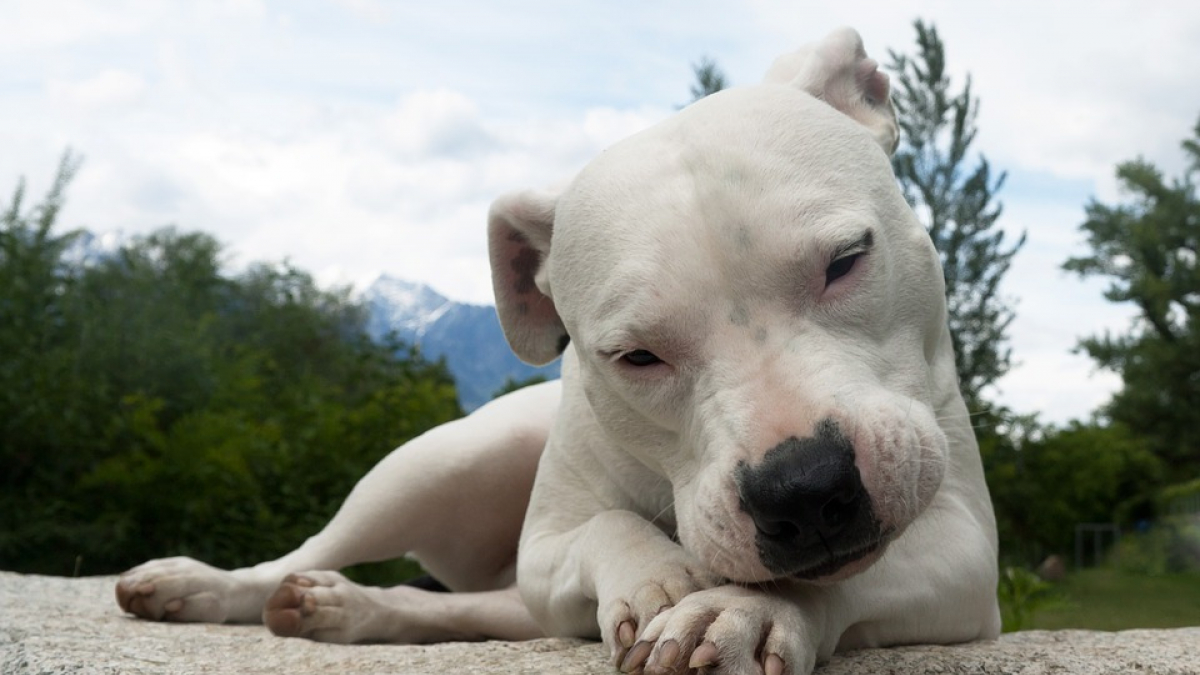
top-left (364, 275), bottom-right (459, 339)
top-left (359, 274), bottom-right (561, 410)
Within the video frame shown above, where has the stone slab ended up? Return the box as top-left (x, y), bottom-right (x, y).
top-left (2, 572), bottom-right (1197, 674)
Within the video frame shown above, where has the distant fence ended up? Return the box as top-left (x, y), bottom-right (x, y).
top-left (1075, 523), bottom-right (1120, 569)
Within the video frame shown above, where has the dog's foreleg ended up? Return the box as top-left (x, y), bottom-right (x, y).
top-left (519, 506), bottom-right (720, 667)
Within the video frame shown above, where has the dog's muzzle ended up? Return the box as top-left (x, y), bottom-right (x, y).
top-left (736, 418), bottom-right (884, 580)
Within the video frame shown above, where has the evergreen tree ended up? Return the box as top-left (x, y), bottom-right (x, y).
top-left (887, 21), bottom-right (1026, 412)
top-left (1063, 117), bottom-right (1200, 472)
top-left (687, 56), bottom-right (727, 103)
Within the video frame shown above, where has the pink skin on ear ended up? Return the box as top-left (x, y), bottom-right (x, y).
top-left (857, 59), bottom-right (890, 107)
top-left (487, 190), bottom-right (568, 366)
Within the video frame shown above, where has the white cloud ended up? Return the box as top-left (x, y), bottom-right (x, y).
top-left (744, 2), bottom-right (1200, 194)
top-left (0, 0), bottom-right (157, 52)
top-left (380, 89), bottom-right (496, 159)
top-left (989, 199), bottom-right (1140, 424)
top-left (330, 0), bottom-right (391, 22)
top-left (33, 79), bottom-right (666, 305)
top-left (47, 69), bottom-right (147, 108)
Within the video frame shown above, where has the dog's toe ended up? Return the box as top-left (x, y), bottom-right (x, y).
top-left (599, 560), bottom-right (720, 666)
top-left (264, 574), bottom-right (337, 635)
top-left (264, 580), bottom-right (309, 637)
top-left (639, 586), bottom-right (817, 675)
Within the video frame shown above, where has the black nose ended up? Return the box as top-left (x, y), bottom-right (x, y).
top-left (737, 419), bottom-right (878, 576)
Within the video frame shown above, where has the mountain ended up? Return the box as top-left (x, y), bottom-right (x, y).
top-left (61, 231), bottom-right (549, 411)
top-left (363, 275), bottom-right (561, 410)
top-left (62, 230), bottom-right (126, 266)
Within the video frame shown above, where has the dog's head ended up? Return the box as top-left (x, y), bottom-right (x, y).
top-left (489, 28), bottom-right (957, 583)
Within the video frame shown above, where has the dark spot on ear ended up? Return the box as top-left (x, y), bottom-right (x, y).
top-left (511, 246), bottom-right (540, 295)
top-left (735, 225), bottom-right (753, 250)
top-left (516, 301), bottom-right (529, 316)
top-left (556, 334), bottom-right (571, 354)
top-left (729, 304), bottom-right (750, 327)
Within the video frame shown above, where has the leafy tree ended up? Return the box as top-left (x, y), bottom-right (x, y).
top-left (687, 56), bottom-right (727, 103)
top-left (887, 21), bottom-right (1026, 412)
top-left (0, 161), bottom-right (462, 576)
top-left (1063, 117), bottom-right (1200, 472)
top-left (1, 152), bottom-right (86, 496)
top-left (984, 421), bottom-right (1163, 565)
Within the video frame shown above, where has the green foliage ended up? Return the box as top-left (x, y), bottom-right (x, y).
top-left (997, 566), bottom-right (1057, 632)
top-left (341, 558), bottom-right (427, 588)
top-left (1113, 518), bottom-right (1200, 575)
top-left (1159, 477), bottom-right (1200, 514)
top-left (887, 21), bottom-right (1026, 412)
top-left (1063, 117), bottom-right (1200, 472)
top-left (0, 159), bottom-right (462, 576)
top-left (982, 421), bottom-right (1163, 565)
top-left (687, 56), bottom-right (727, 103)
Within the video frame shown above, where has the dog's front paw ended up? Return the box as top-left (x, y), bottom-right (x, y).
top-left (598, 559), bottom-right (721, 668)
top-left (620, 586), bottom-right (819, 675)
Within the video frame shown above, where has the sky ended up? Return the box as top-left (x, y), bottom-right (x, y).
top-left (3, 0), bottom-right (1199, 426)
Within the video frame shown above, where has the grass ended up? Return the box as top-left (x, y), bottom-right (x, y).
top-left (1027, 568), bottom-right (1200, 630)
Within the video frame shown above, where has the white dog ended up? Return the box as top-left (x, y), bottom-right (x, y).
top-left (117, 27), bottom-right (1000, 674)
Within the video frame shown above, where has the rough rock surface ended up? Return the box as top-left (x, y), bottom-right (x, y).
top-left (2, 572), bottom-right (1197, 674)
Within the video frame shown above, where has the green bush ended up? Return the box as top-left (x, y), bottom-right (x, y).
top-left (997, 566), bottom-right (1058, 632)
top-left (0, 159), bottom-right (462, 577)
top-left (983, 419), bottom-right (1164, 567)
top-left (1113, 518), bottom-right (1200, 575)
top-left (1159, 478), bottom-right (1200, 515)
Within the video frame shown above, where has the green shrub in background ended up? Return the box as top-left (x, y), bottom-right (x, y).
top-left (997, 566), bottom-right (1058, 632)
top-left (1158, 478), bottom-right (1200, 517)
top-left (1113, 478), bottom-right (1200, 575)
top-left (983, 420), bottom-right (1165, 567)
top-left (1113, 518), bottom-right (1200, 576)
top-left (0, 156), bottom-right (462, 577)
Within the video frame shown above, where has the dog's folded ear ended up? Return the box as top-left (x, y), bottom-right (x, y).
top-left (763, 26), bottom-right (899, 156)
top-left (488, 188), bottom-right (568, 366)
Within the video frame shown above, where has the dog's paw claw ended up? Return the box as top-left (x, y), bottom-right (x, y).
top-left (636, 586), bottom-right (816, 675)
top-left (644, 638), bottom-right (688, 675)
top-left (764, 652), bottom-right (787, 675)
top-left (619, 640), bottom-right (654, 673)
top-left (618, 620), bottom-right (636, 648)
top-left (687, 641), bottom-right (719, 669)
top-left (599, 561), bottom-right (721, 665)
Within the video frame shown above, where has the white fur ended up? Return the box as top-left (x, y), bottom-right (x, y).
top-left (116, 27), bottom-right (999, 674)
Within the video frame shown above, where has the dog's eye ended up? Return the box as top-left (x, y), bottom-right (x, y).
top-left (825, 253), bottom-right (862, 286)
top-left (622, 350), bottom-right (663, 367)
